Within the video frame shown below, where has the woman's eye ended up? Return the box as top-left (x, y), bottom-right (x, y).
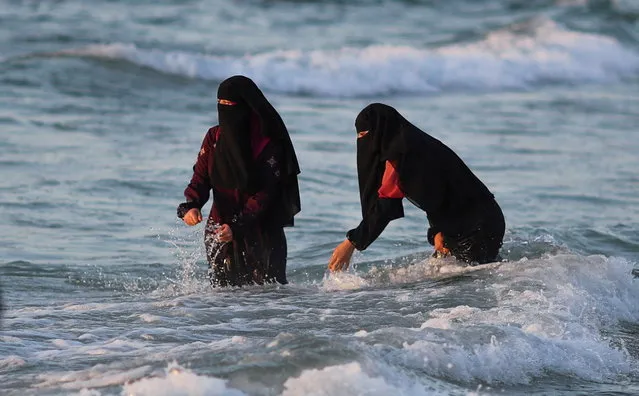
top-left (357, 131), bottom-right (369, 138)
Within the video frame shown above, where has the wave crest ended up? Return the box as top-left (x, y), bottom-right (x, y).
top-left (48, 19), bottom-right (639, 97)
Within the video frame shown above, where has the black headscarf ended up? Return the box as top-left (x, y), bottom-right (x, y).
top-left (354, 103), bottom-right (494, 233)
top-left (354, 103), bottom-right (407, 222)
top-left (212, 77), bottom-right (254, 191)
top-left (213, 75), bottom-right (301, 224)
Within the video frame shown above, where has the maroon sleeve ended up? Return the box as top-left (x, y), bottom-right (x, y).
top-left (184, 127), bottom-right (217, 208)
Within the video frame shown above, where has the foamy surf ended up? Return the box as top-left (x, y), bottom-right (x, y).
top-left (280, 361), bottom-right (459, 396)
top-left (321, 271), bottom-right (371, 291)
top-left (385, 254), bottom-right (638, 384)
top-left (5, 252), bottom-right (638, 395)
top-left (45, 19), bottom-right (639, 97)
top-left (320, 252), bottom-right (639, 384)
top-left (121, 362), bottom-right (246, 396)
top-left (321, 255), bottom-right (503, 291)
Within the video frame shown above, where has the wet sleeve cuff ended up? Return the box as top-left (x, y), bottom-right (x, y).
top-left (177, 201), bottom-right (199, 219)
top-left (347, 224), bottom-right (378, 251)
top-left (346, 228), bottom-right (364, 251)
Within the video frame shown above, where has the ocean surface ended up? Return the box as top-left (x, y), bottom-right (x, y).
top-left (1, 0), bottom-right (639, 395)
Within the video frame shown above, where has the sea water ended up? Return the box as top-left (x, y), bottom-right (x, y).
top-left (1, 1), bottom-right (638, 394)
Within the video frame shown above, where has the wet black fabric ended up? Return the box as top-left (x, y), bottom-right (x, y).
top-left (346, 198), bottom-right (403, 251)
top-left (205, 214), bottom-right (288, 287)
top-left (440, 199), bottom-right (505, 265)
top-left (212, 78), bottom-right (255, 192)
top-left (212, 75), bottom-right (301, 226)
top-left (203, 140), bottom-right (290, 287)
top-left (347, 103), bottom-right (503, 261)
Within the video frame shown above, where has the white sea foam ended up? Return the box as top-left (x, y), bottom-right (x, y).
top-left (122, 362), bottom-right (246, 396)
top-left (314, 252), bottom-right (639, 388)
top-left (388, 254), bottom-right (639, 385)
top-left (34, 338), bottom-right (147, 361)
top-left (71, 389), bottom-right (102, 396)
top-left (321, 271), bottom-right (371, 291)
top-left (63, 303), bottom-right (119, 312)
top-left (281, 361), bottom-right (462, 396)
top-left (321, 255), bottom-right (501, 291)
top-left (139, 313), bottom-right (161, 323)
top-left (53, 19), bottom-right (639, 97)
top-left (401, 326), bottom-right (632, 385)
top-left (36, 365), bottom-right (153, 390)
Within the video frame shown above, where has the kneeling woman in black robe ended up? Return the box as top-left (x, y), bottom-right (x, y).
top-left (329, 103), bottom-right (505, 271)
top-left (178, 76), bottom-right (301, 287)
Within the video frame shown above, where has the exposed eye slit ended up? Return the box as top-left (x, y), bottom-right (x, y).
top-left (217, 99), bottom-right (237, 106)
top-left (357, 130), bottom-right (369, 138)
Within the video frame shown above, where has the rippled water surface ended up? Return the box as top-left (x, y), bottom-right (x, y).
top-left (1, 0), bottom-right (639, 395)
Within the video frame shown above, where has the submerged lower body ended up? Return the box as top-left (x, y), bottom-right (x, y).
top-left (204, 215), bottom-right (288, 287)
top-left (443, 199), bottom-right (505, 265)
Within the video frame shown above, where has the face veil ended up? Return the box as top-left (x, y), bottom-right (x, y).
top-left (354, 103), bottom-right (408, 220)
top-left (212, 77), bottom-right (257, 192)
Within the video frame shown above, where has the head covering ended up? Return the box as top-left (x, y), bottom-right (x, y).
top-left (213, 75), bottom-right (301, 224)
top-left (354, 103), bottom-right (494, 231)
top-left (354, 103), bottom-right (409, 222)
top-left (212, 77), bottom-right (254, 191)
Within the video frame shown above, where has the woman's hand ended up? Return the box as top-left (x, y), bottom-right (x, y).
top-left (434, 232), bottom-right (450, 255)
top-left (328, 239), bottom-right (356, 272)
top-left (183, 208), bottom-right (202, 226)
top-left (215, 224), bottom-right (233, 243)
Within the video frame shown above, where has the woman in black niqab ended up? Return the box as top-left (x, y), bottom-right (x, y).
top-left (328, 103), bottom-right (505, 271)
top-left (177, 75), bottom-right (301, 287)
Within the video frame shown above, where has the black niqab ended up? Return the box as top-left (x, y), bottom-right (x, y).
top-left (354, 103), bottom-right (407, 221)
top-left (212, 78), bottom-right (254, 191)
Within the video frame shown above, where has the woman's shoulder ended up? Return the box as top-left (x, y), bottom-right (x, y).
top-left (208, 125), bottom-right (220, 137)
top-left (203, 125), bottom-right (220, 147)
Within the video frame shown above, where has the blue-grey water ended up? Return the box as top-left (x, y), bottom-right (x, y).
top-left (1, 0), bottom-right (639, 395)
